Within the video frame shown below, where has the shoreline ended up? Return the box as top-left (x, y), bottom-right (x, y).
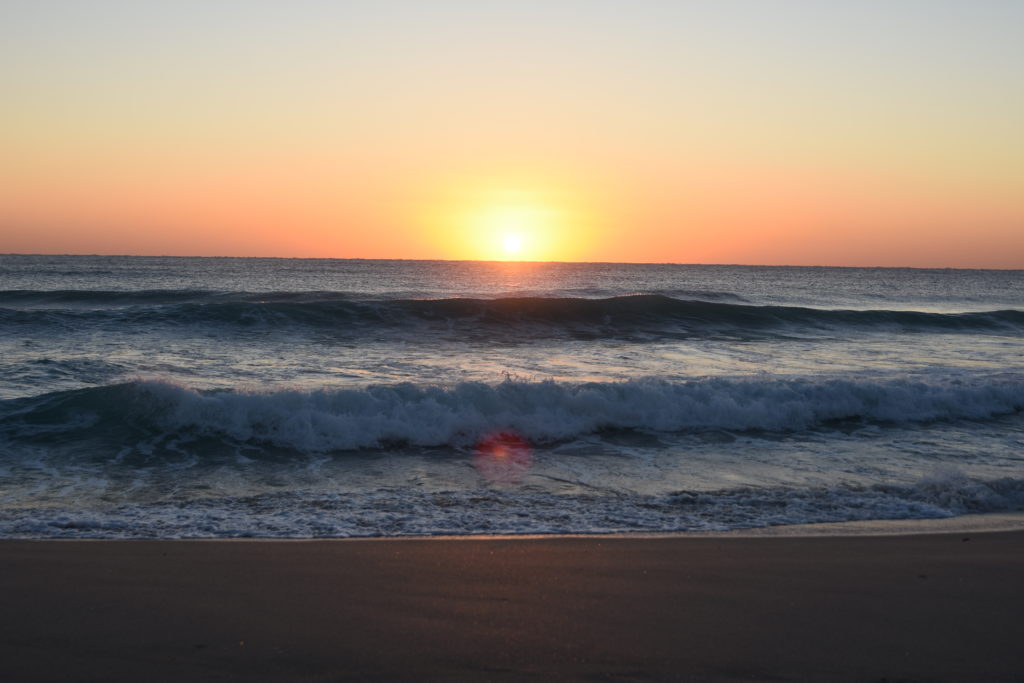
top-left (9, 511), bottom-right (1024, 542)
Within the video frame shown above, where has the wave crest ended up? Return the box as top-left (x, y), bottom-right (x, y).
top-left (3, 375), bottom-right (1022, 453)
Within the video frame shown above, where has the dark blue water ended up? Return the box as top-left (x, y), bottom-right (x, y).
top-left (1, 255), bottom-right (1022, 537)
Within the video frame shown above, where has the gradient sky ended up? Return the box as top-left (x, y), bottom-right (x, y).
top-left (2, 0), bottom-right (1022, 266)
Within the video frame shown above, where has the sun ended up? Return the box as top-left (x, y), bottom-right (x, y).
top-left (425, 181), bottom-right (603, 262)
top-left (477, 203), bottom-right (549, 261)
top-left (502, 232), bottom-right (523, 254)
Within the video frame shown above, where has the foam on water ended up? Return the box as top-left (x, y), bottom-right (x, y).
top-left (2, 374), bottom-right (1022, 455)
top-left (2, 469), bottom-right (1022, 539)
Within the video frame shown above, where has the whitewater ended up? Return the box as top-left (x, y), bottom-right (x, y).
top-left (1, 255), bottom-right (1022, 538)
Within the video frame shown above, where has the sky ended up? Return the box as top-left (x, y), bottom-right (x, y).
top-left (2, 0), bottom-right (1022, 266)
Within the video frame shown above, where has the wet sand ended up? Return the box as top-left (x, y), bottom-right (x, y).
top-left (2, 532), bottom-right (1023, 682)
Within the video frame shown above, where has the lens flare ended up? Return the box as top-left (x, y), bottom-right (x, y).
top-left (473, 431), bottom-right (532, 483)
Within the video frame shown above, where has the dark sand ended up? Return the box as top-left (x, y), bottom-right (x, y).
top-left (2, 532), bottom-right (1023, 682)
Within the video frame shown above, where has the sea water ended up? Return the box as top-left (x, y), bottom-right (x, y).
top-left (1, 254), bottom-right (1022, 537)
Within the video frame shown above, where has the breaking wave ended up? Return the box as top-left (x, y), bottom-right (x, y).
top-left (3, 374), bottom-right (1022, 455)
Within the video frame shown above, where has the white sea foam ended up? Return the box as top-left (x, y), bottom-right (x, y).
top-left (2, 469), bottom-right (1022, 539)
top-left (120, 374), bottom-right (1024, 452)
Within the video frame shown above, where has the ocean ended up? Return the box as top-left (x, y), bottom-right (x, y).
top-left (1, 254), bottom-right (1022, 538)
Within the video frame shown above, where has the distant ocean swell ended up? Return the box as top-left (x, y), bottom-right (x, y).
top-left (3, 375), bottom-right (1022, 455)
top-left (0, 289), bottom-right (748, 306)
top-left (2, 471), bottom-right (1022, 539)
top-left (2, 293), bottom-right (1023, 337)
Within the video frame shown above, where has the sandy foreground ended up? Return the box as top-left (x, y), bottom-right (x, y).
top-left (2, 528), bottom-right (1023, 682)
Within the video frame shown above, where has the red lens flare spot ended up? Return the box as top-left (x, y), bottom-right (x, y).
top-left (473, 431), bottom-right (532, 483)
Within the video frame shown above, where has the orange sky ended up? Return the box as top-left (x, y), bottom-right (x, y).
top-left (2, 1), bottom-right (1022, 267)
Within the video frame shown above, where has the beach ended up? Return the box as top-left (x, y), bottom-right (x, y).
top-left (3, 529), bottom-right (1023, 682)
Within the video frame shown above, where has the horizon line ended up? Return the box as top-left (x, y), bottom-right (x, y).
top-left (1, 252), bottom-right (1022, 271)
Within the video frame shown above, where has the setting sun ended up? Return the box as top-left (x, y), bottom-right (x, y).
top-left (502, 232), bottom-right (523, 254)
top-left (476, 203), bottom-right (549, 261)
top-left (422, 181), bottom-right (608, 262)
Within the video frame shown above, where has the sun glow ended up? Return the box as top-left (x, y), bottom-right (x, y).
top-left (421, 179), bottom-right (609, 262)
top-left (475, 203), bottom-right (549, 261)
